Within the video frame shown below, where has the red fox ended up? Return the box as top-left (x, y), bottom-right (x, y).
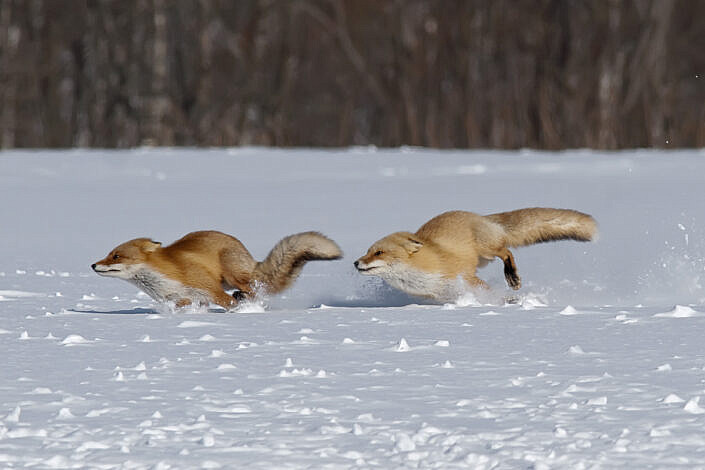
top-left (92, 230), bottom-right (342, 309)
top-left (354, 208), bottom-right (597, 301)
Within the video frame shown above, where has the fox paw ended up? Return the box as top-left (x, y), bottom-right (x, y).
top-left (232, 291), bottom-right (248, 302)
top-left (505, 273), bottom-right (521, 290)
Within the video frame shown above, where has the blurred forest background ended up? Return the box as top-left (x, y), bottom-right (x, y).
top-left (1, 0), bottom-right (703, 149)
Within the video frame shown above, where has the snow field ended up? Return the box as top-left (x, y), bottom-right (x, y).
top-left (1, 148), bottom-right (705, 468)
top-left (2, 285), bottom-right (705, 468)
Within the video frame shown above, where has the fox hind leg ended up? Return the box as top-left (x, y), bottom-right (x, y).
top-left (221, 273), bottom-right (256, 304)
top-left (500, 249), bottom-right (521, 290)
top-left (207, 288), bottom-right (238, 310)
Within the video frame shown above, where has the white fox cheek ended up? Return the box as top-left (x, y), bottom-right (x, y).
top-left (117, 263), bottom-right (144, 278)
top-left (357, 259), bottom-right (388, 275)
top-left (364, 259), bottom-right (387, 270)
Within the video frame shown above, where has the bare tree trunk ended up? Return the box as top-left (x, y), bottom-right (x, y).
top-left (624, 0), bottom-right (675, 147)
top-left (0, 0), bottom-right (16, 148)
top-left (145, 0), bottom-right (172, 145)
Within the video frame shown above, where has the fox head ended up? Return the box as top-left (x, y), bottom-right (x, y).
top-left (354, 232), bottom-right (424, 276)
top-left (92, 238), bottom-right (162, 280)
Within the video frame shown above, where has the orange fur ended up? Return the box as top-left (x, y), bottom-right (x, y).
top-left (355, 208), bottom-right (597, 299)
top-left (93, 230), bottom-right (342, 309)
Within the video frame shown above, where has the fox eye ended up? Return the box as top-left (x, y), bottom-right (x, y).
top-left (112, 254), bottom-right (120, 260)
top-left (374, 250), bottom-right (383, 256)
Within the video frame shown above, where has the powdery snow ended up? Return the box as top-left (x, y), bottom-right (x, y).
top-left (1, 148), bottom-right (705, 468)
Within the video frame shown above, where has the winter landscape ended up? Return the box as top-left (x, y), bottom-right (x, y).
top-left (1, 147), bottom-right (705, 469)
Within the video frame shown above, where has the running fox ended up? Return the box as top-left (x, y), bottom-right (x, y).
top-left (92, 230), bottom-right (342, 309)
top-left (354, 208), bottom-right (597, 300)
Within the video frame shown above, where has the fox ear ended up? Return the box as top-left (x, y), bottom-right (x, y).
top-left (404, 237), bottom-right (423, 254)
top-left (144, 240), bottom-right (162, 252)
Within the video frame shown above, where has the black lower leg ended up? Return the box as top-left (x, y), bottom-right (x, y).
top-left (503, 253), bottom-right (521, 290)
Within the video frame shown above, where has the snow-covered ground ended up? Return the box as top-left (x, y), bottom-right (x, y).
top-left (1, 147), bottom-right (704, 468)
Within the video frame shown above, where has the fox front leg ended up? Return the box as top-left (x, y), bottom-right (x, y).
top-left (175, 298), bottom-right (192, 308)
top-left (175, 298), bottom-right (211, 309)
top-left (463, 274), bottom-right (490, 290)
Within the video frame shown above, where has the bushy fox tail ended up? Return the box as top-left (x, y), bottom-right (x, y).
top-left (486, 208), bottom-right (597, 248)
top-left (253, 232), bottom-right (342, 293)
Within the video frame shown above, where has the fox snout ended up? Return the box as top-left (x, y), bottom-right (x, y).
top-left (354, 258), bottom-right (369, 271)
top-left (354, 256), bottom-right (384, 274)
top-left (92, 260), bottom-right (111, 273)
top-left (354, 258), bottom-right (366, 272)
top-left (91, 258), bottom-right (131, 278)
top-left (92, 259), bottom-right (111, 271)
top-left (91, 261), bottom-right (111, 272)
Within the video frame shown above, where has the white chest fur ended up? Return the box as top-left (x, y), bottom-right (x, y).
top-left (130, 267), bottom-right (211, 306)
top-left (376, 263), bottom-right (463, 301)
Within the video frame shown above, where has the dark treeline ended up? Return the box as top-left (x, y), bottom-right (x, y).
top-left (1, 0), bottom-right (703, 149)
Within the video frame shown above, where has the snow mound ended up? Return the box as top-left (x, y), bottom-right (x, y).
top-left (60, 334), bottom-right (91, 345)
top-left (394, 338), bottom-right (411, 352)
top-left (654, 305), bottom-right (700, 318)
top-left (560, 305), bottom-right (580, 315)
top-left (177, 321), bottom-right (218, 328)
